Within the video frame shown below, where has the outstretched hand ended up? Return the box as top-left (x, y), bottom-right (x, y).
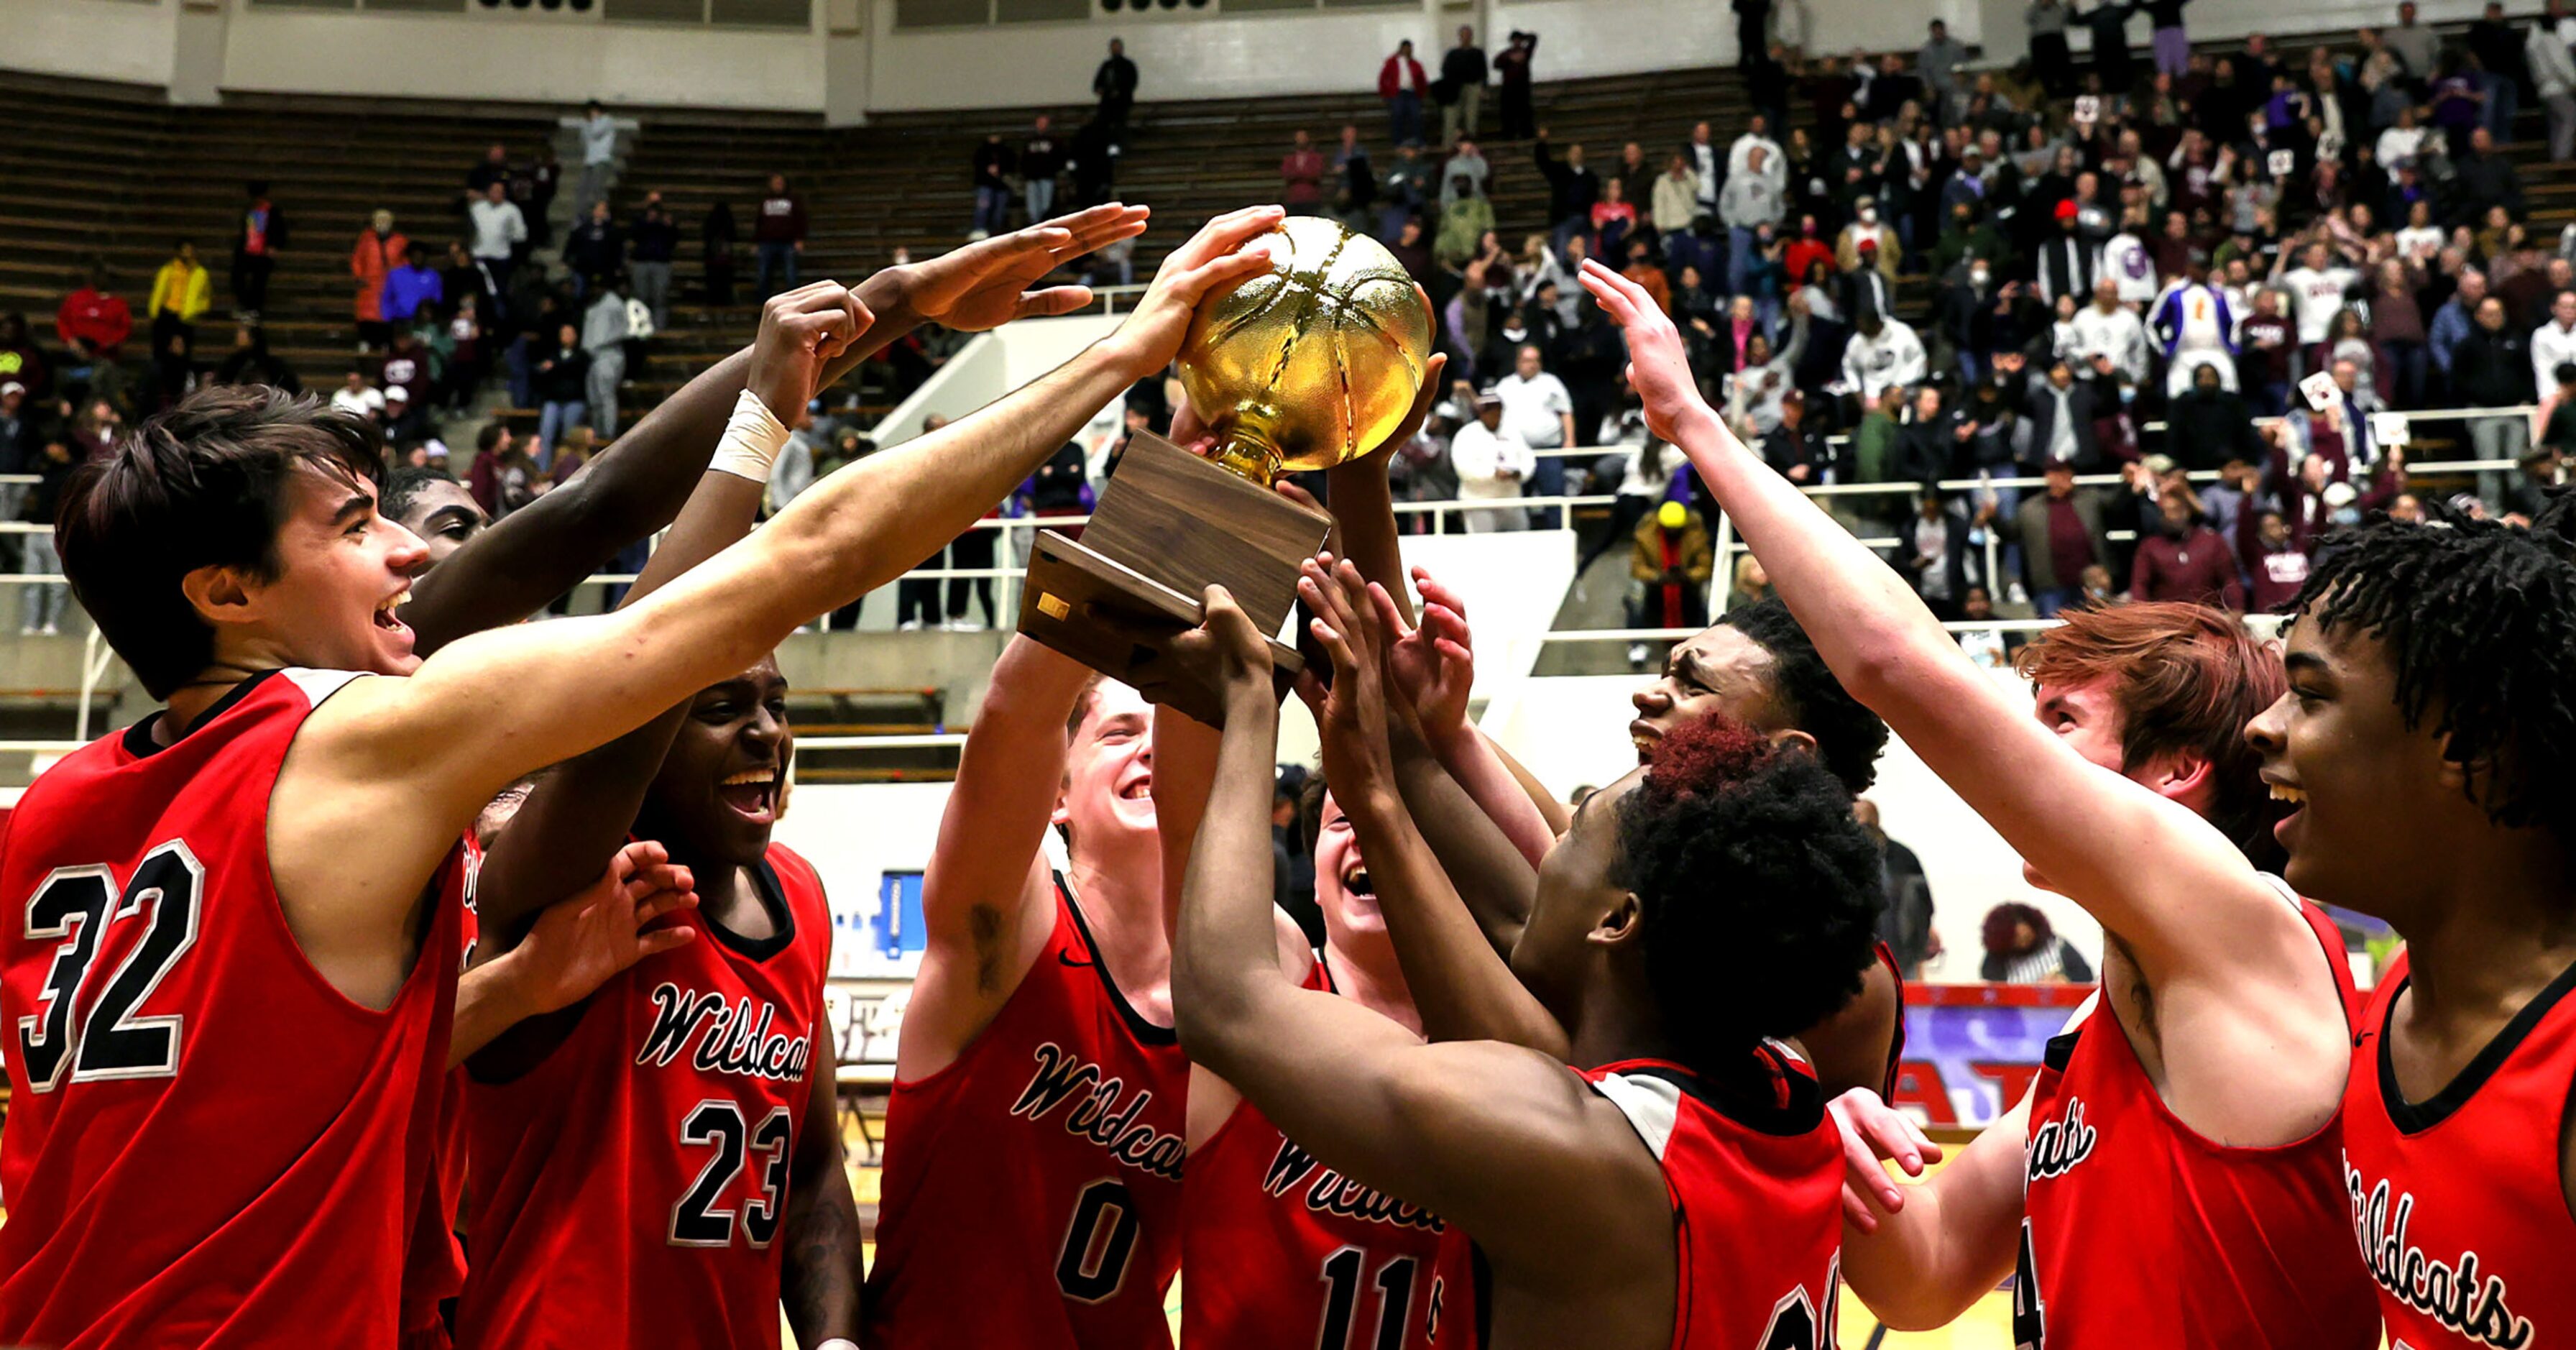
top-left (1149, 584), bottom-right (1277, 714)
top-left (1826, 1088), bottom-right (1944, 1235)
top-left (1374, 565), bottom-right (1475, 741)
top-left (511, 840), bottom-right (702, 1017)
top-left (1105, 205), bottom-right (1288, 382)
top-left (1294, 555), bottom-right (1401, 799)
top-left (895, 203), bottom-right (1153, 333)
top-left (1578, 258), bottom-right (1715, 446)
top-left (748, 281), bottom-right (873, 420)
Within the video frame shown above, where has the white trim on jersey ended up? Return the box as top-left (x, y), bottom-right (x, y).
top-left (1596, 1072), bottom-right (1683, 1162)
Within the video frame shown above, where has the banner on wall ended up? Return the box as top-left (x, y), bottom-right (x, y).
top-left (1889, 983), bottom-right (2092, 1129)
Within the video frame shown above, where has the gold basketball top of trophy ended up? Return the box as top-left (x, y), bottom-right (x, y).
top-left (1175, 216), bottom-right (1435, 485)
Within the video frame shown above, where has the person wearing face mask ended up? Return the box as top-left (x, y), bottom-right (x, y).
top-left (1837, 196), bottom-right (1900, 282)
top-left (1934, 259), bottom-right (1998, 385)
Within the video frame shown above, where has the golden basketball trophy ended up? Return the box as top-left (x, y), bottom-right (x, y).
top-left (1018, 216), bottom-right (1435, 724)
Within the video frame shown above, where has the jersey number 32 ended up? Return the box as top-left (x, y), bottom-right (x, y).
top-left (15, 843), bottom-right (206, 1093)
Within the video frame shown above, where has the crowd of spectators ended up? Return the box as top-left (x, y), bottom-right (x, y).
top-left (1311, 5), bottom-right (2576, 646)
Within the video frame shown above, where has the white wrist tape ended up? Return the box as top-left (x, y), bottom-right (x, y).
top-left (814, 1341), bottom-right (860, 1350)
top-left (709, 387), bottom-right (792, 482)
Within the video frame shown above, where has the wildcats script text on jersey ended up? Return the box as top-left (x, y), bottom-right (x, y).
top-left (2347, 1160), bottom-right (2536, 1349)
top-left (1261, 1139), bottom-right (1445, 1234)
top-left (1010, 1042), bottom-right (1187, 1183)
top-left (635, 982), bottom-right (814, 1083)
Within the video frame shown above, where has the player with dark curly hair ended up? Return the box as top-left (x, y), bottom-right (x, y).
top-left (1582, 257), bottom-right (2379, 1350)
top-left (1164, 553), bottom-right (1883, 1350)
top-left (2249, 497), bottom-right (2576, 1345)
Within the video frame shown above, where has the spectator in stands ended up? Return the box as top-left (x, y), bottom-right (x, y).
top-left (581, 275), bottom-right (630, 441)
top-left (1720, 151), bottom-right (1785, 298)
top-left (2457, 295), bottom-right (2536, 498)
top-left (2237, 505), bottom-right (2310, 612)
top-left (2534, 290), bottom-right (2576, 396)
top-left (1332, 124), bottom-right (1376, 231)
top-left (0, 315), bottom-right (49, 402)
top-left (206, 323), bottom-right (291, 395)
top-left (2037, 201), bottom-right (2100, 308)
top-left (2504, 446), bottom-right (2564, 520)
top-left (766, 405), bottom-right (815, 515)
top-left (1494, 341), bottom-right (1576, 513)
top-left (1650, 153), bottom-right (1701, 245)
top-left (1440, 137), bottom-right (1490, 208)
top-left (2071, 278), bottom-right (2150, 385)
top-left (380, 244), bottom-right (443, 333)
top-left (1590, 180), bottom-right (1638, 260)
top-left (629, 191), bottom-right (680, 331)
top-left (17, 431), bottom-right (74, 635)
top-left (1440, 25), bottom-right (1489, 147)
top-left (1023, 115), bottom-right (1064, 226)
top-left (2384, 1), bottom-right (2438, 82)
top-left (469, 180), bottom-right (528, 294)
top-left (1897, 490), bottom-right (1975, 620)
top-left (2080, 0), bottom-right (2135, 99)
top-left (2465, 1), bottom-right (2525, 137)
top-left (2028, 0), bottom-right (2076, 97)
top-left (533, 322), bottom-right (591, 463)
top-left (1920, 19), bottom-right (1969, 119)
top-left (147, 239), bottom-right (211, 380)
top-left (56, 263), bottom-right (132, 377)
top-left (1629, 500), bottom-right (1715, 633)
top-left (438, 295), bottom-right (484, 411)
top-left (375, 323), bottom-right (431, 431)
top-left (2018, 459), bottom-right (2110, 618)
top-left (2166, 363), bottom-right (2263, 471)
top-left (1282, 130), bottom-right (1328, 216)
top-left (2454, 125), bottom-right (2526, 225)
top-left (1381, 40), bottom-right (1430, 147)
top-left (1093, 38), bottom-right (1138, 152)
top-left (518, 142), bottom-right (563, 252)
top-left (755, 174), bottom-right (807, 298)
top-left (565, 198), bottom-right (626, 299)
top-left (1494, 31), bottom-right (1538, 141)
top-left (2275, 239), bottom-right (2357, 358)
top-left (574, 101), bottom-right (618, 217)
top-left (1982, 903), bottom-right (2094, 983)
top-left (2130, 488), bottom-right (2242, 609)
top-left (2237, 288), bottom-right (2296, 414)
top-left (351, 212), bottom-right (413, 354)
top-left (895, 413), bottom-right (952, 630)
top-left (331, 365), bottom-right (386, 424)
top-left (464, 143), bottom-right (511, 211)
top-left (1841, 308), bottom-right (1927, 405)
top-left (1379, 143), bottom-right (1432, 240)
top-left (971, 134), bottom-right (1013, 239)
top-left (229, 180), bottom-right (285, 321)
top-left (1435, 177), bottom-right (1494, 268)
top-left (1533, 130), bottom-right (1598, 255)
top-left (702, 200), bottom-right (739, 307)
top-left (945, 497), bottom-right (1000, 633)
top-left (2531, 15), bottom-right (2576, 163)
top-left (1450, 390), bottom-right (1530, 532)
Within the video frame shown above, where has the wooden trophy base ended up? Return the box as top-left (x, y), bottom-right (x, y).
top-left (1018, 432), bottom-right (1330, 725)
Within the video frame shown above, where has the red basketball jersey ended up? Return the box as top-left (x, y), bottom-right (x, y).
top-left (1182, 955), bottom-right (1476, 1350)
top-left (864, 874), bottom-right (1190, 1349)
top-left (2017, 892), bottom-right (2380, 1349)
top-left (1583, 1048), bottom-right (1845, 1349)
top-left (400, 841), bottom-right (484, 1350)
top-left (455, 844), bottom-right (832, 1350)
top-left (0, 669), bottom-right (466, 1349)
top-left (1872, 940), bottom-right (1907, 1099)
top-left (2344, 958), bottom-right (2576, 1349)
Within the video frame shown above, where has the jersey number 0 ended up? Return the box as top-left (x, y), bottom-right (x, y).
top-left (15, 842), bottom-right (205, 1093)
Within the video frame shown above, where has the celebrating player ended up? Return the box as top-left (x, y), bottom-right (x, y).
top-left (1166, 563), bottom-right (1882, 1349)
top-left (1577, 255), bottom-right (2378, 1348)
top-left (0, 203), bottom-right (1273, 1346)
top-left (2249, 506), bottom-right (2576, 1345)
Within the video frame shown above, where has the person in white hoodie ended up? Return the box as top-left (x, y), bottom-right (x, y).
top-left (1448, 390), bottom-right (1535, 533)
top-left (2099, 209), bottom-right (2161, 305)
top-left (1841, 309), bottom-right (1928, 403)
top-left (2531, 15), bottom-right (2576, 162)
top-left (2072, 277), bottom-right (2152, 386)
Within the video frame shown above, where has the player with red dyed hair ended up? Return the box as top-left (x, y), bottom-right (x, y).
top-left (1579, 258), bottom-right (2378, 1350)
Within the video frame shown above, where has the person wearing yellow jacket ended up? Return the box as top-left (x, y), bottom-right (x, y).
top-left (148, 240), bottom-right (213, 410)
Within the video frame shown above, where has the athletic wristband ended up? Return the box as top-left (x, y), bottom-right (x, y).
top-left (709, 387), bottom-right (792, 482)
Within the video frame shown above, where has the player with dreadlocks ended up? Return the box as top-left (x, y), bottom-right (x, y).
top-left (2248, 497), bottom-right (2576, 1347)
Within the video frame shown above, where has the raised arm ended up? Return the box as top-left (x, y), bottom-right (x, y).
top-left (472, 284), bottom-right (847, 952)
top-left (403, 205), bottom-right (1152, 651)
top-left (1393, 569), bottom-right (1566, 858)
top-left (1832, 1085), bottom-right (2030, 1329)
top-left (1302, 560), bottom-right (1568, 1055)
top-left (272, 208), bottom-right (1284, 1004)
top-left (1167, 587), bottom-right (1650, 1274)
top-left (1578, 260), bottom-right (2345, 1124)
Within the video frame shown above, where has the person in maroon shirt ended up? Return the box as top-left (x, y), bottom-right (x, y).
top-left (2130, 489), bottom-right (2245, 609)
top-left (2236, 289), bottom-right (2296, 414)
top-left (754, 173), bottom-right (808, 298)
top-left (1281, 130), bottom-right (1327, 213)
top-left (2237, 506), bottom-right (2312, 612)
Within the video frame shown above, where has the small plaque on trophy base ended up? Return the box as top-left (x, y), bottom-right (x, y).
top-left (1018, 432), bottom-right (1328, 725)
